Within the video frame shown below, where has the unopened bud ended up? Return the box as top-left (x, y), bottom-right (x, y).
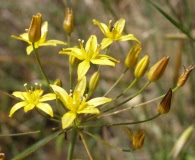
top-left (125, 44), bottom-right (142, 68)
top-left (69, 55), bottom-right (79, 67)
top-left (89, 72), bottom-right (100, 92)
top-left (147, 56), bottom-right (170, 82)
top-left (134, 55), bottom-right (149, 79)
top-left (158, 88), bottom-right (172, 114)
top-left (63, 8), bottom-right (74, 35)
top-left (177, 65), bottom-right (195, 87)
top-left (28, 13), bottom-right (42, 43)
top-left (54, 79), bottom-right (62, 87)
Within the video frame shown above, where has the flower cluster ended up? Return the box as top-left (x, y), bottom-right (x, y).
top-left (7, 11), bottom-right (194, 160)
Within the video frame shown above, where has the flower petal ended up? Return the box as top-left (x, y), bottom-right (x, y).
top-left (40, 40), bottom-right (66, 46)
top-left (85, 35), bottom-right (97, 53)
top-left (50, 85), bottom-right (69, 108)
top-left (74, 76), bottom-right (86, 97)
top-left (118, 34), bottom-right (140, 44)
top-left (114, 18), bottom-right (125, 37)
top-left (24, 103), bottom-right (35, 112)
top-left (91, 59), bottom-right (116, 66)
top-left (12, 91), bottom-right (28, 100)
top-left (93, 19), bottom-right (110, 36)
top-left (40, 93), bottom-right (56, 102)
top-left (77, 106), bottom-right (100, 114)
top-left (77, 60), bottom-right (90, 81)
top-left (9, 101), bottom-right (26, 117)
top-left (60, 48), bottom-right (84, 60)
top-left (62, 111), bottom-right (76, 129)
top-left (26, 45), bottom-right (33, 55)
top-left (100, 38), bottom-right (113, 49)
top-left (87, 97), bottom-right (112, 107)
top-left (36, 103), bottom-right (54, 117)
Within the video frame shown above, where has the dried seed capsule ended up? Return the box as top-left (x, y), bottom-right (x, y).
top-left (63, 8), bottom-right (74, 35)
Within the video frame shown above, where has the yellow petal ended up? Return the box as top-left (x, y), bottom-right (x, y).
top-left (77, 60), bottom-right (90, 81)
top-left (36, 103), bottom-right (54, 117)
top-left (40, 93), bottom-right (56, 102)
top-left (118, 34), bottom-right (140, 44)
top-left (91, 59), bottom-right (116, 66)
top-left (50, 85), bottom-right (69, 108)
top-left (87, 97), bottom-right (112, 107)
top-left (74, 76), bottom-right (86, 97)
top-left (77, 106), bottom-right (100, 114)
top-left (12, 91), bottom-right (27, 100)
top-left (26, 45), bottom-right (33, 55)
top-left (9, 101), bottom-right (26, 117)
top-left (100, 38), bottom-right (113, 49)
top-left (24, 103), bottom-right (35, 112)
top-left (85, 35), bottom-right (97, 53)
top-left (114, 18), bottom-right (125, 37)
top-left (60, 48), bottom-right (84, 60)
top-left (92, 19), bottom-right (110, 36)
top-left (62, 111), bottom-right (76, 129)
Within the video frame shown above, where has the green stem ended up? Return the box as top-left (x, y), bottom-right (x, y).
top-left (104, 67), bottom-right (129, 96)
top-left (32, 44), bottom-right (50, 87)
top-left (83, 130), bottom-right (134, 152)
top-left (102, 81), bottom-right (151, 113)
top-left (81, 113), bottom-right (160, 128)
top-left (79, 131), bottom-right (94, 160)
top-left (67, 129), bottom-right (77, 160)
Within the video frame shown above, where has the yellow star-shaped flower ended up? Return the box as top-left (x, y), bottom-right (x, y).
top-left (11, 21), bottom-right (66, 55)
top-left (50, 76), bottom-right (112, 129)
top-left (9, 83), bottom-right (56, 117)
top-left (60, 35), bottom-right (119, 80)
top-left (93, 18), bottom-right (140, 49)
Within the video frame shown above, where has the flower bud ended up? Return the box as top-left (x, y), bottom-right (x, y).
top-left (147, 56), bottom-right (170, 82)
top-left (54, 79), bottom-right (62, 87)
top-left (125, 44), bottom-right (142, 68)
top-left (132, 129), bottom-right (145, 149)
top-left (134, 55), bottom-right (149, 79)
top-left (63, 8), bottom-right (74, 35)
top-left (69, 55), bottom-right (79, 67)
top-left (177, 65), bottom-right (195, 87)
top-left (158, 88), bottom-right (172, 114)
top-left (28, 13), bottom-right (42, 43)
top-left (89, 72), bottom-right (100, 92)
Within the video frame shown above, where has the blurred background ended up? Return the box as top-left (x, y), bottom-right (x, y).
top-left (0, 0), bottom-right (194, 159)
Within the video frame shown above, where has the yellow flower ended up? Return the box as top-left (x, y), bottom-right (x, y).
top-left (9, 83), bottom-right (56, 117)
top-left (60, 35), bottom-right (119, 80)
top-left (50, 77), bottom-right (112, 129)
top-left (93, 18), bottom-right (140, 49)
top-left (11, 21), bottom-right (66, 55)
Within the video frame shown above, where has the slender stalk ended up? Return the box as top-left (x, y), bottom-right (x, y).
top-left (67, 129), bottom-right (77, 160)
top-left (83, 130), bottom-right (134, 152)
top-left (81, 113), bottom-right (160, 128)
top-left (104, 67), bottom-right (129, 96)
top-left (102, 81), bottom-right (151, 113)
top-left (32, 44), bottom-right (50, 87)
top-left (79, 131), bottom-right (93, 160)
top-left (0, 131), bottom-right (40, 137)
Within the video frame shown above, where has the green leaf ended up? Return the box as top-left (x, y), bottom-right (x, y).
top-left (148, 0), bottom-right (194, 41)
top-left (11, 130), bottom-right (63, 160)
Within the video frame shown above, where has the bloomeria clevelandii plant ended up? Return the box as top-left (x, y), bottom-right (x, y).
top-left (0, 8), bottom-right (194, 160)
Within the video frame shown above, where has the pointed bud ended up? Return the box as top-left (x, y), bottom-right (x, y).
top-left (134, 55), bottom-right (149, 79)
top-left (132, 129), bottom-right (145, 149)
top-left (125, 44), bottom-right (142, 68)
top-left (69, 55), bottom-right (79, 67)
top-left (177, 65), bottom-right (195, 87)
top-left (158, 88), bottom-right (172, 114)
top-left (147, 56), bottom-right (170, 82)
top-left (89, 72), bottom-right (100, 93)
top-left (28, 13), bottom-right (42, 43)
top-left (54, 79), bottom-right (62, 87)
top-left (63, 8), bottom-right (74, 35)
